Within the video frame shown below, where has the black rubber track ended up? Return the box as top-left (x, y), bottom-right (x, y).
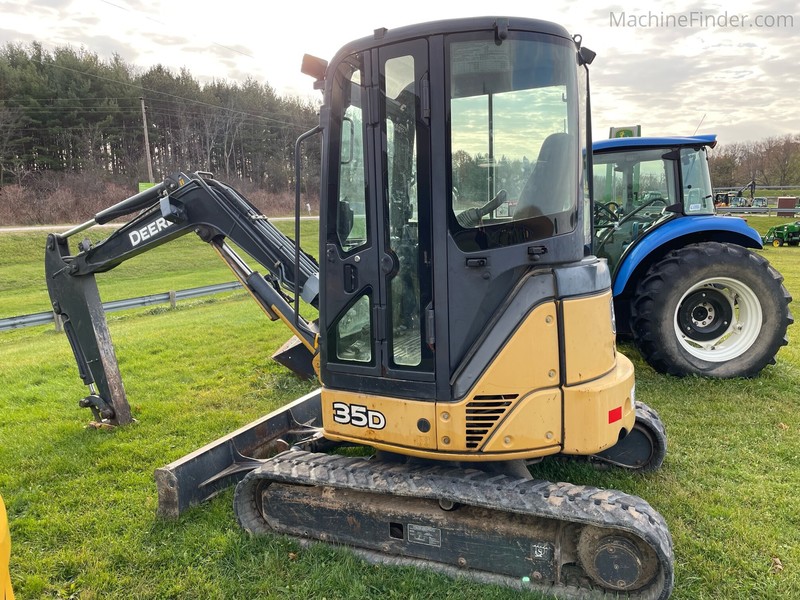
top-left (630, 242), bottom-right (793, 378)
top-left (235, 449), bottom-right (674, 600)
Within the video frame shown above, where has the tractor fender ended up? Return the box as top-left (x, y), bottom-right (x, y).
top-left (612, 215), bottom-right (763, 296)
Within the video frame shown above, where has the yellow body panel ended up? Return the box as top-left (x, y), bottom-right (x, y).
top-left (563, 353), bottom-right (636, 454)
top-left (1, 496), bottom-right (14, 600)
top-left (561, 291), bottom-right (617, 385)
top-left (323, 387), bottom-right (563, 461)
top-left (479, 389), bottom-right (561, 453)
top-left (322, 289), bottom-right (632, 462)
top-left (457, 302), bottom-right (560, 400)
top-left (322, 389), bottom-right (438, 451)
top-left (436, 388), bottom-right (561, 453)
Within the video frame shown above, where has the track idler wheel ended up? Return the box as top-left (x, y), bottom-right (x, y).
top-left (577, 526), bottom-right (659, 592)
top-left (592, 401), bottom-right (667, 472)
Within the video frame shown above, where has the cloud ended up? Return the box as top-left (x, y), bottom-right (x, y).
top-left (62, 33), bottom-right (136, 62)
top-left (0, 28), bottom-right (37, 45)
top-left (581, 1), bottom-right (800, 142)
top-left (3, 0), bottom-right (799, 144)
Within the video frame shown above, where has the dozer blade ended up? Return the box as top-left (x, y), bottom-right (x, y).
top-left (235, 450), bottom-right (674, 599)
top-left (155, 390), bottom-right (322, 518)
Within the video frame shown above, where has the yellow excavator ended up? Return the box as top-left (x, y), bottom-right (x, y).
top-left (1, 496), bottom-right (13, 600)
top-left (45, 17), bottom-right (673, 598)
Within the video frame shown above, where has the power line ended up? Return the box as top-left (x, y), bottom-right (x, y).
top-left (3, 44), bottom-right (314, 130)
top-left (39, 58), bottom-right (306, 128)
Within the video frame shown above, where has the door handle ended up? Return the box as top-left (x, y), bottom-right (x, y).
top-left (344, 264), bottom-right (358, 293)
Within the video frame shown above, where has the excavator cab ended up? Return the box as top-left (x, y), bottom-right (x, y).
top-left (46, 17), bottom-right (674, 599)
top-left (314, 19), bottom-right (639, 464)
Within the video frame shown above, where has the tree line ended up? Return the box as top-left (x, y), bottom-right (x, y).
top-left (708, 135), bottom-right (800, 190)
top-left (2, 42), bottom-right (799, 225)
top-left (0, 42), bottom-right (321, 223)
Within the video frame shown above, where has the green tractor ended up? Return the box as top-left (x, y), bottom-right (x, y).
top-left (763, 221), bottom-right (800, 247)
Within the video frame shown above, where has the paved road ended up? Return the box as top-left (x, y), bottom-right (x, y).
top-left (0, 224), bottom-right (118, 233)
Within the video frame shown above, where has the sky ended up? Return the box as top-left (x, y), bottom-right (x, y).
top-left (2, 0), bottom-right (799, 145)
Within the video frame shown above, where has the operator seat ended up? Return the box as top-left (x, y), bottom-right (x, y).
top-left (514, 132), bottom-right (575, 234)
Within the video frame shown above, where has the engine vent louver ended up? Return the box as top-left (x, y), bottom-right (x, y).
top-left (464, 394), bottom-right (517, 449)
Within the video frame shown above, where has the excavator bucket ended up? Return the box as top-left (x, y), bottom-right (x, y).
top-left (271, 335), bottom-right (316, 380)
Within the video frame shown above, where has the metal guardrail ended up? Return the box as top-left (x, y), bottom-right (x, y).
top-left (0, 281), bottom-right (243, 332)
top-left (715, 206), bottom-right (800, 216)
top-left (715, 186), bottom-right (800, 191)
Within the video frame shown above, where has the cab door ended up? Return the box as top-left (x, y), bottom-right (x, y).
top-left (321, 39), bottom-right (435, 400)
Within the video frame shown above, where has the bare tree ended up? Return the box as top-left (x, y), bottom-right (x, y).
top-left (764, 134), bottom-right (800, 186)
top-left (708, 144), bottom-right (738, 187)
top-left (0, 106), bottom-right (23, 186)
top-left (734, 140), bottom-right (769, 186)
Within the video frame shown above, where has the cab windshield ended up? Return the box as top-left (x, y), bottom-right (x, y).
top-left (447, 34), bottom-right (580, 250)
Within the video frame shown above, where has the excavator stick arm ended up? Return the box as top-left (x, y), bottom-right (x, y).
top-left (45, 173), bottom-right (320, 424)
top-left (46, 233), bottom-right (131, 424)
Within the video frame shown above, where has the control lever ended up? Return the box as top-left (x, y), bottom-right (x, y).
top-left (456, 190), bottom-right (507, 228)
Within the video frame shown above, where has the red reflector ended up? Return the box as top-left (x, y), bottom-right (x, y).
top-left (608, 406), bottom-right (623, 424)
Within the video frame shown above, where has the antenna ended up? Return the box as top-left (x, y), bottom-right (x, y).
top-left (693, 113), bottom-right (707, 135)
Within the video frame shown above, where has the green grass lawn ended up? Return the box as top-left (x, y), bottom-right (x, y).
top-left (0, 221), bottom-right (319, 318)
top-left (1, 221), bottom-right (799, 599)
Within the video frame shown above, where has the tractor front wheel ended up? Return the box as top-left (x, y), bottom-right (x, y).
top-left (630, 242), bottom-right (793, 378)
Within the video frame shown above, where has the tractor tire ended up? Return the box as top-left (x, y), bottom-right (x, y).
top-left (630, 242), bottom-right (793, 378)
top-left (773, 238), bottom-right (783, 247)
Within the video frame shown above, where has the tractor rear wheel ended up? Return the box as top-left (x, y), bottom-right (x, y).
top-left (630, 242), bottom-right (793, 378)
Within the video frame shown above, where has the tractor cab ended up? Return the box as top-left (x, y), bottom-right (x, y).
top-left (591, 135), bottom-right (716, 271)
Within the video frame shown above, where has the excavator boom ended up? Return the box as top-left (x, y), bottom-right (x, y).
top-left (45, 172), bottom-right (320, 424)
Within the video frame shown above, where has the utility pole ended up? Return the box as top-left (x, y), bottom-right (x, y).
top-left (139, 96), bottom-right (154, 183)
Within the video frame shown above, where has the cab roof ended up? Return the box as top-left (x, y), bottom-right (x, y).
top-left (593, 134), bottom-right (717, 152)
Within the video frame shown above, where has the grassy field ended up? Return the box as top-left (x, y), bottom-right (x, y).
top-left (1, 218), bottom-right (799, 599)
top-left (0, 221), bottom-right (319, 318)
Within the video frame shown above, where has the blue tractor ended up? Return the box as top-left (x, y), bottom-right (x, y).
top-left (592, 135), bottom-right (793, 378)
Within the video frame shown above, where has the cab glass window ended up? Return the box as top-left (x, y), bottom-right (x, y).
top-left (680, 147), bottom-right (714, 215)
top-left (448, 34), bottom-right (580, 250)
top-left (334, 60), bottom-right (368, 252)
